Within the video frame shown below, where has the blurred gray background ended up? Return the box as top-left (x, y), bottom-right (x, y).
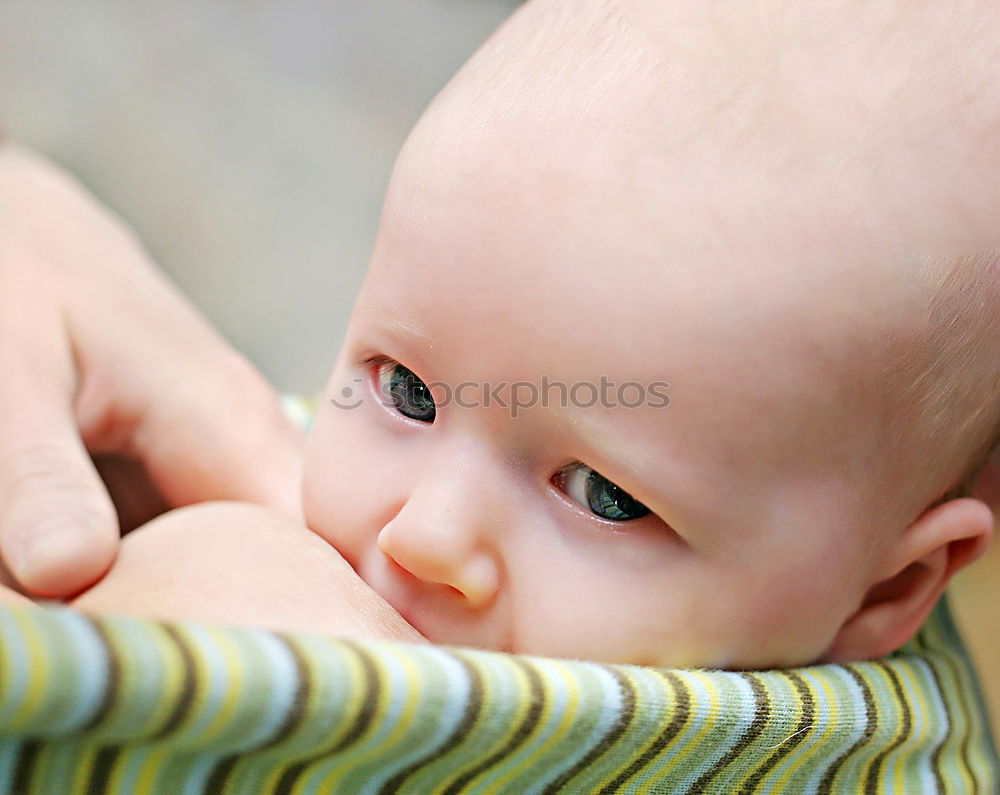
top-left (0, 0), bottom-right (515, 392)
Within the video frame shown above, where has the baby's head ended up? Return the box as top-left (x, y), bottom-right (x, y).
top-left (304, 0), bottom-right (999, 668)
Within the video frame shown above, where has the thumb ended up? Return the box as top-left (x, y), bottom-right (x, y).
top-left (0, 430), bottom-right (119, 597)
top-left (0, 288), bottom-right (118, 596)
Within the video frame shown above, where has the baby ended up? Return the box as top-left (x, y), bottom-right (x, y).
top-left (68, 0), bottom-right (1000, 671)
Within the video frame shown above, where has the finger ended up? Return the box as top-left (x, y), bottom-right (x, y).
top-left (128, 353), bottom-right (306, 520)
top-left (0, 275), bottom-right (118, 596)
top-left (66, 259), bottom-right (306, 521)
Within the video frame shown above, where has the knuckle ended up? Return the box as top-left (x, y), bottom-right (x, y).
top-left (1, 440), bottom-right (106, 520)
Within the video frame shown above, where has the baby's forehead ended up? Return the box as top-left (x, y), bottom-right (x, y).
top-left (369, 167), bottom-right (914, 449)
top-left (360, 0), bottom-right (1000, 543)
top-left (398, 0), bottom-right (1000, 263)
top-left (360, 219), bottom-right (918, 551)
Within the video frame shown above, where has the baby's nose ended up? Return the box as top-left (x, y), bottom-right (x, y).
top-left (375, 461), bottom-right (504, 608)
top-left (378, 522), bottom-right (500, 608)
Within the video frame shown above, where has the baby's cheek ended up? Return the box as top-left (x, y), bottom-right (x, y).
top-left (724, 564), bottom-right (862, 667)
top-left (303, 443), bottom-right (362, 568)
top-left (302, 408), bottom-right (400, 570)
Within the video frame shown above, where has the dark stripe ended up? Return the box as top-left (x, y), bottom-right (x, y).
top-left (863, 661), bottom-right (913, 794)
top-left (933, 640), bottom-right (981, 791)
top-left (84, 747), bottom-right (120, 795)
top-left (203, 634), bottom-right (312, 795)
top-left (150, 623), bottom-right (198, 740)
top-left (80, 617), bottom-right (124, 795)
top-left (377, 651), bottom-right (483, 794)
top-left (80, 617), bottom-right (120, 732)
top-left (738, 670), bottom-right (816, 794)
top-left (687, 672), bottom-right (772, 795)
top-left (11, 739), bottom-right (39, 795)
top-left (932, 594), bottom-right (992, 789)
top-left (274, 640), bottom-right (382, 795)
top-left (0, 636), bottom-right (23, 789)
top-left (816, 664), bottom-right (878, 794)
top-left (84, 621), bottom-right (197, 794)
top-left (540, 665), bottom-right (638, 794)
top-left (914, 634), bottom-right (951, 795)
top-left (598, 670), bottom-right (691, 794)
top-left (441, 657), bottom-right (546, 795)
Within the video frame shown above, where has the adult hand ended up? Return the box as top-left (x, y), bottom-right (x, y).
top-left (0, 143), bottom-right (304, 598)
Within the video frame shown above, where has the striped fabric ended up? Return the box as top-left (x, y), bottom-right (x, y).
top-left (0, 598), bottom-right (995, 794)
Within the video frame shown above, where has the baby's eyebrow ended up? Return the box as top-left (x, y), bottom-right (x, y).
top-left (561, 410), bottom-right (664, 496)
top-left (559, 405), bottom-right (717, 537)
top-left (379, 315), bottom-right (433, 345)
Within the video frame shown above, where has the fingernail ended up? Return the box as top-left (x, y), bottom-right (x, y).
top-left (9, 518), bottom-right (111, 597)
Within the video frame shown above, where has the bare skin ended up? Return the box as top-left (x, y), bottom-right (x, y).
top-left (72, 502), bottom-right (424, 644)
top-left (68, 0), bottom-right (999, 675)
top-left (0, 145), bottom-right (304, 598)
top-left (5, 0), bottom-right (985, 725)
top-left (298, 0), bottom-right (997, 669)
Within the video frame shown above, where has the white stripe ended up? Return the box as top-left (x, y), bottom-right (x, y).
top-left (48, 608), bottom-right (111, 732)
top-left (637, 670), bottom-right (752, 792)
top-left (536, 661), bottom-right (626, 791)
top-left (803, 665), bottom-right (871, 793)
top-left (360, 646), bottom-right (472, 795)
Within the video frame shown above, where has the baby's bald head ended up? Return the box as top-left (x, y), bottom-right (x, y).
top-left (315, 0), bottom-right (998, 667)
top-left (894, 254), bottom-right (1000, 505)
top-left (390, 0), bottom-right (1000, 524)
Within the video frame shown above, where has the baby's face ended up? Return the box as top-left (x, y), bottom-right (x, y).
top-left (303, 170), bottom-right (903, 668)
top-left (303, 0), bottom-right (989, 668)
top-left (302, 166), bottom-right (914, 668)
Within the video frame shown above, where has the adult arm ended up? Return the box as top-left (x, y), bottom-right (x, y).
top-left (0, 143), bottom-right (304, 598)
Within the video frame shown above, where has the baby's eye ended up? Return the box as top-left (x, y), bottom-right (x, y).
top-left (556, 464), bottom-right (650, 522)
top-left (375, 361), bottom-right (436, 423)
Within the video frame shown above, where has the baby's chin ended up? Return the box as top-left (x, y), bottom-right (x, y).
top-left (505, 626), bottom-right (837, 671)
top-left (379, 592), bottom-right (839, 671)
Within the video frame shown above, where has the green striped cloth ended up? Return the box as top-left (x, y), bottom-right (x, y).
top-left (0, 598), bottom-right (995, 794)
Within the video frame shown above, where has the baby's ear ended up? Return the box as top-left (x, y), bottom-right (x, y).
top-left (823, 498), bottom-right (994, 663)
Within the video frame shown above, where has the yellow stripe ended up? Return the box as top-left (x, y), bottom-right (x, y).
top-left (859, 663), bottom-right (905, 791)
top-left (939, 653), bottom-right (977, 792)
top-left (770, 669), bottom-right (840, 791)
top-left (133, 627), bottom-right (241, 793)
top-left (590, 668), bottom-right (645, 794)
top-left (8, 609), bottom-right (47, 730)
top-left (890, 662), bottom-right (932, 794)
top-left (919, 619), bottom-right (976, 793)
top-left (71, 745), bottom-right (100, 794)
top-left (295, 647), bottom-right (406, 792)
top-left (635, 670), bottom-right (719, 795)
top-left (273, 642), bottom-right (367, 795)
top-left (490, 661), bottom-right (581, 790)
top-left (432, 656), bottom-right (533, 794)
top-left (113, 625), bottom-right (190, 793)
top-left (736, 673), bottom-right (803, 792)
top-left (195, 627), bottom-right (245, 744)
top-left (133, 747), bottom-right (172, 795)
top-left (316, 645), bottom-right (421, 789)
top-left (132, 623), bottom-right (189, 737)
top-left (98, 622), bottom-right (185, 739)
